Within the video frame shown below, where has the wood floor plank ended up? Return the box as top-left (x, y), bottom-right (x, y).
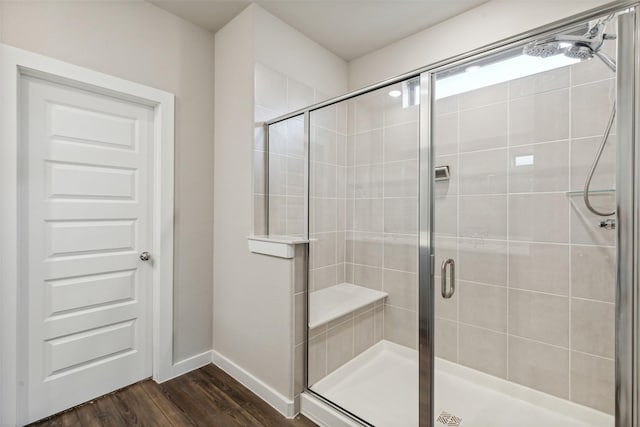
top-left (199, 365), bottom-right (277, 407)
top-left (159, 374), bottom-right (244, 427)
top-left (202, 364), bottom-right (316, 427)
top-left (199, 364), bottom-right (311, 426)
top-left (31, 409), bottom-right (82, 427)
top-left (74, 402), bottom-right (104, 427)
top-left (139, 380), bottom-right (195, 426)
top-left (58, 410), bottom-right (82, 427)
top-left (111, 383), bottom-right (171, 426)
top-left (188, 369), bottom-right (263, 427)
top-left (28, 364), bottom-right (317, 427)
top-left (92, 394), bottom-right (130, 427)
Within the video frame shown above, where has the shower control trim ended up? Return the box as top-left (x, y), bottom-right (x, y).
top-left (441, 258), bottom-right (455, 299)
top-left (435, 165), bottom-right (450, 181)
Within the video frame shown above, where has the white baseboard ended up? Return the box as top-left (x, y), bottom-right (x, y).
top-left (156, 350), bottom-right (213, 383)
top-left (300, 392), bottom-right (361, 427)
top-left (211, 350), bottom-right (296, 418)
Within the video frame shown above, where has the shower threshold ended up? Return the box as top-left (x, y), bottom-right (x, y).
top-left (310, 340), bottom-right (613, 427)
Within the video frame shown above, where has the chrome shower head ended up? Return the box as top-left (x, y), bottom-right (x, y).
top-left (564, 44), bottom-right (594, 60)
top-left (522, 16), bottom-right (617, 72)
top-left (523, 42), bottom-right (562, 58)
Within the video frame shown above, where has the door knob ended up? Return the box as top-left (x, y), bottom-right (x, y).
top-left (139, 251), bottom-right (151, 261)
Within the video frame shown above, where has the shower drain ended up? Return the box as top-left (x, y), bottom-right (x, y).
top-left (436, 410), bottom-right (463, 426)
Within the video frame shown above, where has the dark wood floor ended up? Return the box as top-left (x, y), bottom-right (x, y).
top-left (30, 364), bottom-right (317, 427)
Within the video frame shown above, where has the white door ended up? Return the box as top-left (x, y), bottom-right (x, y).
top-left (21, 75), bottom-right (154, 423)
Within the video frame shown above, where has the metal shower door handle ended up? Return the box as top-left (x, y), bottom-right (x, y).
top-left (441, 258), bottom-right (455, 299)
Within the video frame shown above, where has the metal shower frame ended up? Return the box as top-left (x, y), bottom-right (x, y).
top-left (263, 1), bottom-right (640, 425)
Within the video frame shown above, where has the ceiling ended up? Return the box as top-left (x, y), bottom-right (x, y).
top-left (149, 0), bottom-right (489, 60)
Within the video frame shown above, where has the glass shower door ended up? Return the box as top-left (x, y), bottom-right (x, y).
top-left (428, 10), bottom-right (627, 427)
top-left (307, 78), bottom-right (421, 426)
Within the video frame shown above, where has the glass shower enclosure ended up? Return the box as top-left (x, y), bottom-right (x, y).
top-left (265, 3), bottom-right (638, 426)
top-left (306, 78), bottom-right (421, 426)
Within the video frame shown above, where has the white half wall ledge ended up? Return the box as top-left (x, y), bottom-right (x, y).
top-left (247, 235), bottom-right (309, 259)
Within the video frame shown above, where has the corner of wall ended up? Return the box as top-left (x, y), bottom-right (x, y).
top-left (212, 0), bottom-right (348, 415)
top-left (253, 3), bottom-right (348, 97)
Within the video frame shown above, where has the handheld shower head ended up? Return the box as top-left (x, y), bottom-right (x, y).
top-left (522, 15), bottom-right (618, 217)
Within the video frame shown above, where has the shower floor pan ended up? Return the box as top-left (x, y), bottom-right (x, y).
top-left (311, 340), bottom-right (613, 427)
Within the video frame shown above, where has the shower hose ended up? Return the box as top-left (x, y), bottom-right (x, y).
top-left (583, 104), bottom-right (616, 217)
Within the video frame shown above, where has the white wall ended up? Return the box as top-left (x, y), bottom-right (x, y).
top-left (255, 6), bottom-right (348, 99)
top-left (348, 0), bottom-right (612, 90)
top-left (213, 3), bottom-right (347, 407)
top-left (0, 0), bottom-right (215, 362)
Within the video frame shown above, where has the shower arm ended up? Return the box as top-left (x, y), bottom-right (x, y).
top-left (595, 50), bottom-right (617, 72)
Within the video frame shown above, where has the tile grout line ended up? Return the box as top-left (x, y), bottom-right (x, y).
top-left (446, 318), bottom-right (614, 362)
top-left (506, 78), bottom-right (511, 381)
top-left (455, 92), bottom-right (461, 364)
top-left (351, 102), bottom-right (358, 358)
top-left (382, 101), bottom-right (387, 347)
top-left (285, 78), bottom-right (290, 236)
top-left (568, 62), bottom-right (574, 402)
top-left (260, 128), bottom-right (619, 161)
top-left (349, 119), bottom-right (417, 136)
top-left (315, 89), bottom-right (330, 381)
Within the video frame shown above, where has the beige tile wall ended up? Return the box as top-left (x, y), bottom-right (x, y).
top-left (342, 87), bottom-right (420, 350)
top-left (308, 95), bottom-right (386, 386)
top-left (254, 62), bottom-right (317, 237)
top-left (309, 100), bottom-right (347, 292)
top-left (308, 301), bottom-right (384, 385)
top-left (433, 53), bottom-right (617, 414)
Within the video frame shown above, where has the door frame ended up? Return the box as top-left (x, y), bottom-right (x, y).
top-left (0, 44), bottom-right (176, 426)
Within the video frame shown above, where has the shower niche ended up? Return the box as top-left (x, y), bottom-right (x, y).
top-left (262, 5), bottom-right (635, 427)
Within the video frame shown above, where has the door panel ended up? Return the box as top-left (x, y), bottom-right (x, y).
top-left (46, 270), bottom-right (136, 315)
top-left (46, 162), bottom-right (136, 199)
top-left (45, 320), bottom-right (136, 376)
top-left (305, 78), bottom-right (421, 427)
top-left (49, 103), bottom-right (137, 148)
top-left (46, 220), bottom-right (136, 256)
top-left (21, 76), bottom-right (154, 423)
